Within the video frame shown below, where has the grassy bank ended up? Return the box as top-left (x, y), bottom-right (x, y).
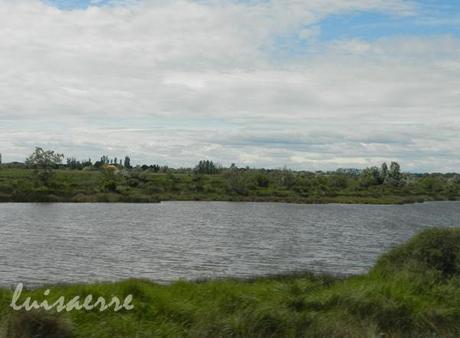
top-left (0, 168), bottom-right (458, 204)
top-left (1, 228), bottom-right (460, 337)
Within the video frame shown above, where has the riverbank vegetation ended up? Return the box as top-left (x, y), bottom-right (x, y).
top-left (1, 228), bottom-right (460, 337)
top-left (0, 148), bottom-right (459, 203)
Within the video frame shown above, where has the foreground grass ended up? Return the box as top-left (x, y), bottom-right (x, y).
top-left (1, 228), bottom-right (460, 337)
top-left (0, 168), bottom-right (458, 204)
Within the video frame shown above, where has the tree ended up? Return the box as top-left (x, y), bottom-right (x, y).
top-left (124, 156), bottom-right (131, 169)
top-left (381, 162), bottom-right (388, 182)
top-left (387, 161), bottom-right (402, 186)
top-left (82, 159), bottom-right (92, 167)
top-left (66, 157), bottom-right (84, 170)
top-left (100, 164), bottom-right (117, 192)
top-left (194, 160), bottom-right (219, 175)
top-left (100, 165), bottom-right (118, 192)
top-left (360, 166), bottom-right (383, 187)
top-left (26, 147), bottom-right (64, 185)
top-left (101, 155), bottom-right (109, 165)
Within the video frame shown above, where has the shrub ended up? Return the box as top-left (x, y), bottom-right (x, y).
top-left (256, 174), bottom-right (270, 188)
top-left (6, 311), bottom-right (74, 338)
top-left (373, 228), bottom-right (460, 278)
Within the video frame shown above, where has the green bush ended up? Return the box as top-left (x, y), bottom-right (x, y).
top-left (373, 228), bottom-right (460, 278)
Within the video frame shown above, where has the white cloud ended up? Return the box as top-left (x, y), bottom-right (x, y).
top-left (0, 0), bottom-right (459, 172)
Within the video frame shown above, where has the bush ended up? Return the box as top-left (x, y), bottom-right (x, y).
top-left (373, 228), bottom-right (460, 278)
top-left (256, 174), bottom-right (270, 188)
top-left (6, 311), bottom-right (74, 338)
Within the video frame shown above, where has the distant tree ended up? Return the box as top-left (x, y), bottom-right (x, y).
top-left (82, 159), bottom-right (92, 167)
top-left (380, 162), bottom-right (388, 182)
top-left (389, 162), bottom-right (401, 179)
top-left (360, 166), bottom-right (382, 187)
top-left (66, 157), bottom-right (84, 170)
top-left (26, 147), bottom-right (64, 185)
top-left (101, 155), bottom-right (109, 165)
top-left (387, 161), bottom-right (403, 186)
top-left (100, 165), bottom-right (118, 192)
top-left (194, 160), bottom-right (219, 175)
top-left (124, 156), bottom-right (131, 169)
top-left (360, 162), bottom-right (400, 187)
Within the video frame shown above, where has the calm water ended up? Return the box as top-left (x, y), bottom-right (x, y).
top-left (0, 201), bottom-right (459, 287)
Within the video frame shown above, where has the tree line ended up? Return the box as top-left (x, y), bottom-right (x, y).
top-left (0, 147), bottom-right (459, 203)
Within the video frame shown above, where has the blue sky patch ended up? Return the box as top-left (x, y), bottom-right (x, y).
top-left (46, 0), bottom-right (460, 42)
top-left (46, 0), bottom-right (114, 9)
top-left (320, 11), bottom-right (460, 42)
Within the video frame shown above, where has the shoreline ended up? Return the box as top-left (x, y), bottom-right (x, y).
top-left (0, 194), bottom-right (457, 205)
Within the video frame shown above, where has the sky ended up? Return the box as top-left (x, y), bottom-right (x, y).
top-left (0, 0), bottom-right (459, 172)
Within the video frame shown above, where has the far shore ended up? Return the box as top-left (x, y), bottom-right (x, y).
top-left (1, 167), bottom-right (458, 205)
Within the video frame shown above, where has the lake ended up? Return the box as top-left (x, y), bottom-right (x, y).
top-left (0, 201), bottom-right (459, 287)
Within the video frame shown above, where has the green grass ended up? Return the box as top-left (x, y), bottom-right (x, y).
top-left (0, 168), bottom-right (458, 204)
top-left (2, 228), bottom-right (460, 337)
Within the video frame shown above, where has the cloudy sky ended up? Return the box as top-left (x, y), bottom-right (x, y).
top-left (0, 0), bottom-right (459, 171)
